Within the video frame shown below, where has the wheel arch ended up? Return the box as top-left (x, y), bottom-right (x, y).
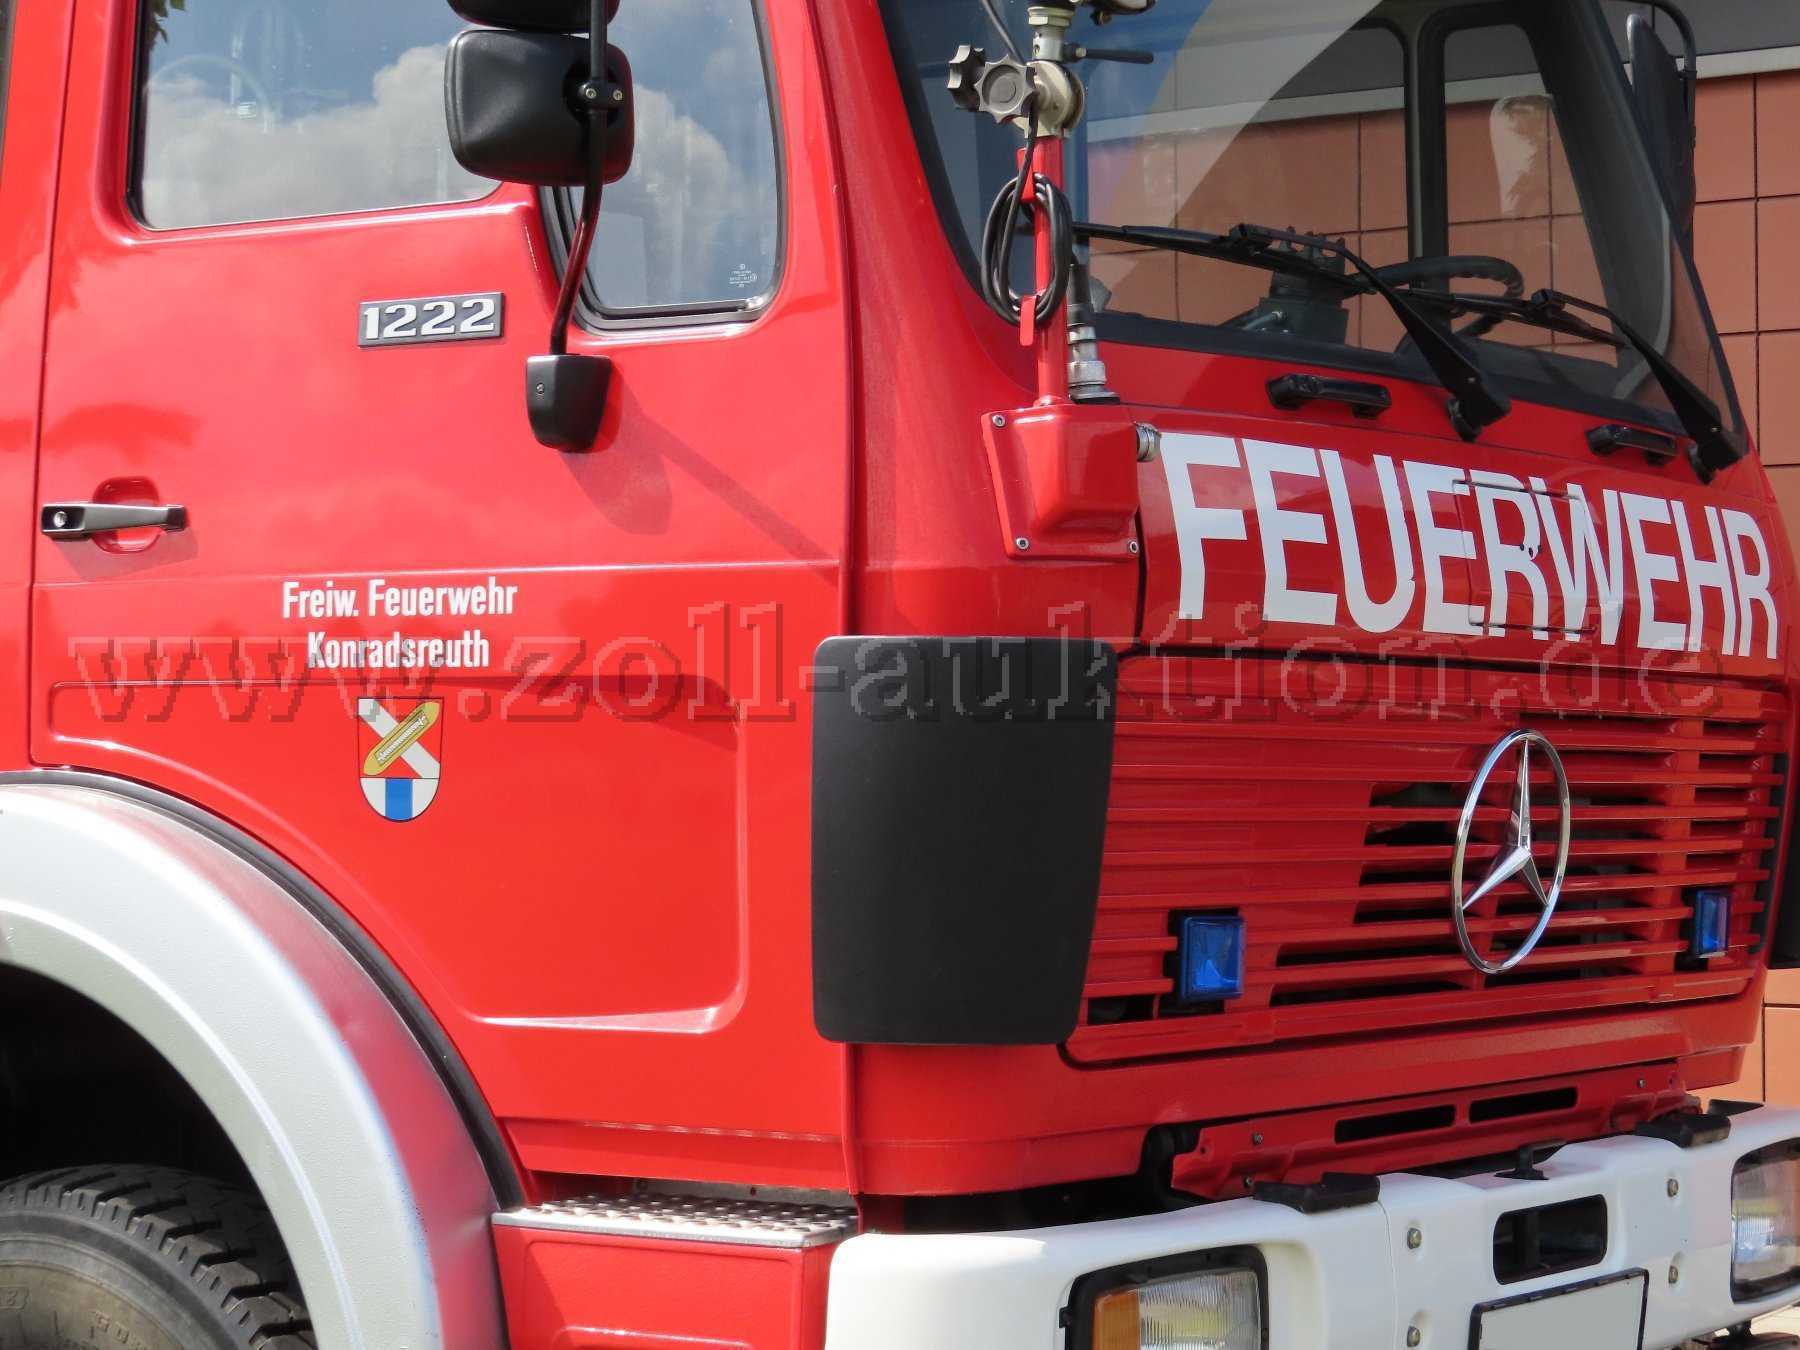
top-left (0, 774), bottom-right (511, 1350)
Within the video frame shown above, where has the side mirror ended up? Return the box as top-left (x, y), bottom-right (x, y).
top-left (1627, 11), bottom-right (1697, 245)
top-left (445, 31), bottom-right (633, 187)
top-left (443, 0), bottom-right (634, 452)
top-left (450, 0), bottom-right (617, 31)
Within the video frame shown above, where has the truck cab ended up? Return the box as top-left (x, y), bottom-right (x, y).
top-left (0, 1), bottom-right (1797, 1348)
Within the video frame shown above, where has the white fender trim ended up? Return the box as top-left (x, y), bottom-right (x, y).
top-left (0, 784), bottom-right (504, 1350)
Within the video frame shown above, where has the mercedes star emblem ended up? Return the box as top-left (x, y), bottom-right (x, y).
top-left (1451, 730), bottom-right (1573, 975)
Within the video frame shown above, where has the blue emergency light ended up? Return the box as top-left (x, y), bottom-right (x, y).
top-left (1178, 915), bottom-right (1245, 1002)
top-left (1691, 887), bottom-right (1731, 959)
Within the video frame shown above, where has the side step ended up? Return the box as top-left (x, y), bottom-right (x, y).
top-left (494, 1192), bottom-right (858, 1249)
top-left (492, 1193), bottom-right (856, 1348)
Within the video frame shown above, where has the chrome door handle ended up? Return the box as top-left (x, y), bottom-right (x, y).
top-left (41, 502), bottom-right (189, 540)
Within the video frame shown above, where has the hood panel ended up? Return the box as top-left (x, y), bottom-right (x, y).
top-left (1138, 407), bottom-right (1791, 683)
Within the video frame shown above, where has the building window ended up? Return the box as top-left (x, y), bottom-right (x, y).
top-left (134, 0), bottom-right (489, 230)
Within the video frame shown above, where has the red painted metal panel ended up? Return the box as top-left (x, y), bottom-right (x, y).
top-left (31, 0), bottom-right (853, 1192)
top-left (492, 1224), bottom-right (832, 1350)
top-left (812, 0), bottom-right (1796, 1198)
top-left (1169, 1063), bottom-right (1689, 1200)
top-left (8, 0), bottom-right (1793, 1217)
top-left (1071, 656), bottom-right (1785, 1065)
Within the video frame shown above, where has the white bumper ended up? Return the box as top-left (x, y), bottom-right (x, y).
top-left (826, 1105), bottom-right (1800, 1350)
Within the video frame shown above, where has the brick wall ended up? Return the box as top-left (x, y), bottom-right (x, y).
top-left (1687, 69), bottom-right (1800, 1103)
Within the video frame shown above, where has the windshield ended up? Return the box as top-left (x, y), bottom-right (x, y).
top-left (882, 0), bottom-right (1744, 440)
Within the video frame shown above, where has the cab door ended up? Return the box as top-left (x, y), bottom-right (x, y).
top-left (32, 0), bottom-right (852, 1186)
top-left (0, 5), bottom-right (71, 770)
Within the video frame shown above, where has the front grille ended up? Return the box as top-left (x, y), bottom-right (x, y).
top-left (1068, 655), bottom-right (1787, 1065)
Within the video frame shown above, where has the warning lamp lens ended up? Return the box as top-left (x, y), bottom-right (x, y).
top-left (1178, 916), bottom-right (1245, 1002)
top-left (1733, 1146), bottom-right (1800, 1299)
top-left (1692, 887), bottom-right (1732, 959)
top-left (1091, 1267), bottom-right (1262, 1350)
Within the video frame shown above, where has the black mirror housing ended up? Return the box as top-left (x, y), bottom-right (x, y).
top-left (1628, 14), bottom-right (1697, 244)
top-left (449, 0), bottom-right (618, 32)
top-left (445, 29), bottom-right (634, 187)
top-left (447, 0), bottom-right (628, 452)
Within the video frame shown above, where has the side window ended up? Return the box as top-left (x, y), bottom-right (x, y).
top-left (583, 0), bottom-right (781, 317)
top-left (134, 0), bottom-right (488, 229)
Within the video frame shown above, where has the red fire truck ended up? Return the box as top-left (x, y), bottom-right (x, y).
top-left (1, 0), bottom-right (1798, 1345)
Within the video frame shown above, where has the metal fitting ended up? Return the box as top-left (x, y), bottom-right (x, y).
top-left (992, 414), bottom-right (1008, 428)
top-left (1026, 4), bottom-right (1076, 62)
top-left (1667, 1178), bottom-right (1680, 1198)
top-left (1025, 59), bottom-right (1084, 134)
top-left (948, 47), bottom-right (1032, 124)
top-left (1014, 537), bottom-right (1032, 552)
top-left (1407, 1227), bottom-right (1423, 1250)
top-left (1135, 423), bottom-right (1161, 463)
top-left (1406, 1326), bottom-right (1422, 1348)
top-left (1066, 323), bottom-right (1113, 403)
top-left (947, 36), bottom-right (1085, 135)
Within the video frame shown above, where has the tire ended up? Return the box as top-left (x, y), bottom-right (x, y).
top-left (0, 1165), bottom-right (315, 1350)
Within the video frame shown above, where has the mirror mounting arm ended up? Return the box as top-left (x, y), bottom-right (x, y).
top-left (1643, 1), bottom-right (1699, 122)
top-left (526, 0), bottom-right (615, 452)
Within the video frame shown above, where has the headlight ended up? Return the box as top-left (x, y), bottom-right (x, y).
top-left (1070, 1253), bottom-right (1263, 1350)
top-left (1733, 1143), bottom-right (1800, 1300)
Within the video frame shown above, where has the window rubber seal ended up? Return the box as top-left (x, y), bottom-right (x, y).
top-left (544, 0), bottom-right (788, 334)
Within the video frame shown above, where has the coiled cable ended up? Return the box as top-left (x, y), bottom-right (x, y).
top-left (979, 107), bottom-right (1074, 328)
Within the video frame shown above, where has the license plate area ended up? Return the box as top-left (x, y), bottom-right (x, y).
top-left (1472, 1270), bottom-right (1647, 1350)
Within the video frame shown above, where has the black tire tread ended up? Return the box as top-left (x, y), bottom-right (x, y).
top-left (0, 1164), bottom-right (316, 1349)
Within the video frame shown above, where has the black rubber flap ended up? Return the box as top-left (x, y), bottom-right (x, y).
top-left (811, 636), bottom-right (1118, 1045)
top-left (1634, 1109), bottom-right (1731, 1149)
top-left (1253, 1173), bottom-right (1382, 1214)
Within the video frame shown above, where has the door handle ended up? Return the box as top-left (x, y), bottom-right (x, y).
top-left (1266, 373), bottom-right (1393, 419)
top-left (41, 502), bottom-right (189, 541)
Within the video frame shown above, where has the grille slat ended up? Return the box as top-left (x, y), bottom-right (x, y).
top-left (1107, 804), bottom-right (1778, 826)
top-left (1102, 837), bottom-right (1762, 869)
top-left (1069, 658), bottom-right (1784, 1065)
top-left (1117, 722), bottom-right (1770, 755)
top-left (1095, 866), bottom-right (1770, 910)
top-left (1111, 763), bottom-right (1781, 789)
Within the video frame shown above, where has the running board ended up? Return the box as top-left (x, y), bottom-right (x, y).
top-left (493, 1193), bottom-right (858, 1249)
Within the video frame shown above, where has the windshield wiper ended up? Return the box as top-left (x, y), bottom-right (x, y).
top-left (1400, 286), bottom-right (1746, 480)
top-left (1077, 221), bottom-right (1511, 441)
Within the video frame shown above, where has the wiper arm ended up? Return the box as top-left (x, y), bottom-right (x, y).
top-left (1399, 286), bottom-right (1615, 346)
top-left (1079, 222), bottom-right (1368, 291)
top-left (1400, 286), bottom-right (1745, 480)
top-left (1076, 221), bottom-right (1512, 440)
